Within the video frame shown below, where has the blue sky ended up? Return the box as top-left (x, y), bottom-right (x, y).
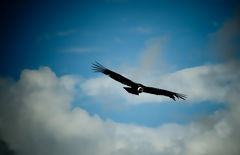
top-left (0, 0), bottom-right (240, 154)
top-left (0, 0), bottom-right (236, 125)
top-left (1, 0), bottom-right (237, 77)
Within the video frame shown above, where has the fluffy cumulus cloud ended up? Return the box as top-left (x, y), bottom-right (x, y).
top-left (82, 62), bottom-right (238, 104)
top-left (0, 62), bottom-right (240, 155)
top-left (1, 7), bottom-right (240, 155)
top-left (81, 30), bottom-right (239, 104)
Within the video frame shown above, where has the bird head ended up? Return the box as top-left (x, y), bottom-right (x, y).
top-left (137, 86), bottom-right (144, 93)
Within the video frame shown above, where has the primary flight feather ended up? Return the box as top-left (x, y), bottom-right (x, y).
top-left (92, 62), bottom-right (186, 101)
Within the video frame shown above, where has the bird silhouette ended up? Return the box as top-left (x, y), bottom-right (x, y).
top-left (92, 62), bottom-right (186, 101)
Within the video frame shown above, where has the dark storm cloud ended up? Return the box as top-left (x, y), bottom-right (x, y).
top-left (209, 8), bottom-right (240, 61)
top-left (0, 138), bottom-right (15, 155)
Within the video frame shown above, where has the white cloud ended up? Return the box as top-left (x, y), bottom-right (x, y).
top-left (114, 37), bottom-right (124, 44)
top-left (105, 0), bottom-right (128, 3)
top-left (128, 27), bottom-right (153, 35)
top-left (0, 64), bottom-right (239, 155)
top-left (139, 36), bottom-right (168, 72)
top-left (62, 47), bottom-right (94, 53)
top-left (57, 29), bottom-right (78, 37)
top-left (135, 27), bottom-right (152, 34)
top-left (208, 11), bottom-right (240, 60)
top-left (82, 62), bottom-right (238, 104)
top-left (1, 6), bottom-right (240, 155)
top-left (37, 29), bottom-right (78, 41)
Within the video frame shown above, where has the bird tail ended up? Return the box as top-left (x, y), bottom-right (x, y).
top-left (123, 87), bottom-right (139, 95)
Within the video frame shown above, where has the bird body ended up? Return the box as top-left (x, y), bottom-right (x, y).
top-left (92, 62), bottom-right (186, 101)
top-left (123, 83), bottom-right (144, 95)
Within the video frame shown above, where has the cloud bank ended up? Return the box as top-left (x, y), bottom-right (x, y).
top-left (1, 5), bottom-right (239, 155)
top-left (82, 62), bottom-right (238, 104)
top-left (0, 63), bottom-right (239, 155)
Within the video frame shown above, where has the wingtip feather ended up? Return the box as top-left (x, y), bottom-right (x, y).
top-left (175, 93), bottom-right (187, 100)
top-left (91, 61), bottom-right (106, 73)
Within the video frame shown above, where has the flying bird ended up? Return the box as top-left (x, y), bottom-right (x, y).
top-left (92, 62), bottom-right (186, 101)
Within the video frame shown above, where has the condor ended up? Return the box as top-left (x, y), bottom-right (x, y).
top-left (92, 62), bottom-right (186, 101)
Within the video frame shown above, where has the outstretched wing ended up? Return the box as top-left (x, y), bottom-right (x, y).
top-left (92, 62), bottom-right (136, 87)
top-left (143, 86), bottom-right (186, 101)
